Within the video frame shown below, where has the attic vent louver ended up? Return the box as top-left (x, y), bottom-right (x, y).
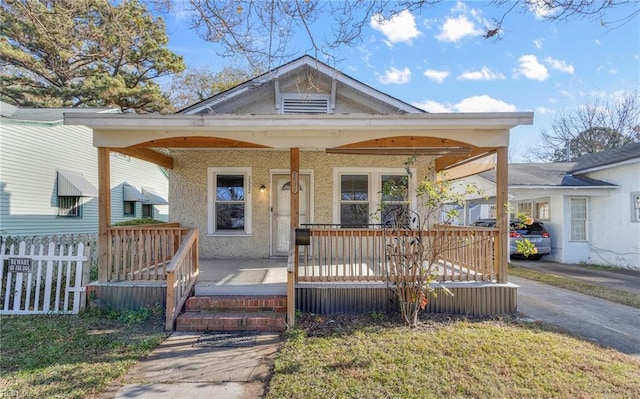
top-left (281, 94), bottom-right (330, 114)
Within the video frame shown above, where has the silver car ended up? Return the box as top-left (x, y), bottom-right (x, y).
top-left (472, 219), bottom-right (551, 260)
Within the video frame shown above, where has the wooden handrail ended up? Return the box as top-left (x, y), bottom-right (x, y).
top-left (165, 228), bottom-right (199, 331)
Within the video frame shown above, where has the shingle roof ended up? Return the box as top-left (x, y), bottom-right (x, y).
top-left (477, 143), bottom-right (640, 187)
top-left (569, 142), bottom-right (640, 173)
top-left (480, 162), bottom-right (614, 187)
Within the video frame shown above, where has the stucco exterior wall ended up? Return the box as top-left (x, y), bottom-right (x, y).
top-left (585, 163), bottom-right (640, 268)
top-left (169, 150), bottom-right (433, 258)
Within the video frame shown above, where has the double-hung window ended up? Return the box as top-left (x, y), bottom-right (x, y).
top-left (380, 174), bottom-right (410, 226)
top-left (208, 168), bottom-right (252, 235)
top-left (335, 168), bottom-right (414, 227)
top-left (570, 197), bottom-right (587, 241)
top-left (339, 174), bottom-right (370, 226)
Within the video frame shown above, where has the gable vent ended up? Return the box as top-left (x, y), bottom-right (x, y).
top-left (281, 95), bottom-right (330, 114)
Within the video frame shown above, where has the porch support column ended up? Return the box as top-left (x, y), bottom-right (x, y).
top-left (98, 147), bottom-right (111, 283)
top-left (288, 148), bottom-right (300, 326)
top-left (495, 146), bottom-right (508, 283)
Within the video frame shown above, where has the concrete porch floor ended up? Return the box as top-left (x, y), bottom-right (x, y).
top-left (196, 258), bottom-right (288, 295)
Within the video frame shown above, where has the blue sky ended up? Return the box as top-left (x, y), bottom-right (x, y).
top-left (161, 1), bottom-right (639, 161)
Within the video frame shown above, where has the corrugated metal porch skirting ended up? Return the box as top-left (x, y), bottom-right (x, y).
top-left (87, 282), bottom-right (166, 310)
top-left (296, 283), bottom-right (517, 316)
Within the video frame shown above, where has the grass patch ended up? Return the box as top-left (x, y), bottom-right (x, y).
top-left (267, 314), bottom-right (640, 399)
top-left (509, 265), bottom-right (640, 309)
top-left (0, 307), bottom-right (168, 399)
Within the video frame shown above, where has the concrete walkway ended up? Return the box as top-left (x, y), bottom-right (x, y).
top-left (101, 332), bottom-right (281, 399)
top-left (511, 260), bottom-right (640, 360)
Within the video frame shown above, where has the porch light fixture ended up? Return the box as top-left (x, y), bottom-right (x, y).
top-left (260, 184), bottom-right (266, 193)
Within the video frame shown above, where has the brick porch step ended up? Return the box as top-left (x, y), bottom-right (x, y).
top-left (176, 295), bottom-right (288, 332)
top-left (176, 311), bottom-right (287, 332)
top-left (185, 295), bottom-right (287, 313)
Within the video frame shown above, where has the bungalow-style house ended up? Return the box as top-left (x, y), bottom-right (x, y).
top-left (461, 143), bottom-right (640, 269)
top-left (64, 56), bottom-right (534, 329)
top-left (0, 102), bottom-right (169, 237)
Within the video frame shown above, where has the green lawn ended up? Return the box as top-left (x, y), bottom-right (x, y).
top-left (0, 308), bottom-right (168, 399)
top-left (267, 314), bottom-right (640, 399)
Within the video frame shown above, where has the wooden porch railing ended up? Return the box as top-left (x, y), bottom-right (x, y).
top-left (165, 228), bottom-right (199, 330)
top-left (297, 225), bottom-right (500, 283)
top-left (107, 224), bottom-right (188, 281)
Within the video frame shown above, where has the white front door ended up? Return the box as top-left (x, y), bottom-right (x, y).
top-left (272, 174), bottom-right (310, 256)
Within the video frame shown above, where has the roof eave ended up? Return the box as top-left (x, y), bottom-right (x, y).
top-left (64, 112), bottom-right (534, 131)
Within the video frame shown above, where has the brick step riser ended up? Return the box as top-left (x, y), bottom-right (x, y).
top-left (185, 295), bottom-right (287, 313)
top-left (176, 312), bottom-right (287, 332)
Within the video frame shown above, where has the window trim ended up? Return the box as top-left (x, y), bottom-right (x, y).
top-left (569, 197), bottom-right (588, 242)
top-left (333, 167), bottom-right (416, 226)
top-left (207, 167), bottom-right (252, 236)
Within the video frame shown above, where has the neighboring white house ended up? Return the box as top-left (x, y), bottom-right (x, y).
top-left (460, 143), bottom-right (640, 269)
top-left (0, 101), bottom-right (169, 236)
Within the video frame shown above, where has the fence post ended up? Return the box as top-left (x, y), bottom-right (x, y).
top-left (80, 245), bottom-right (91, 311)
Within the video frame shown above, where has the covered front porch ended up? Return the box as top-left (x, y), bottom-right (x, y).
top-left (88, 220), bottom-right (516, 329)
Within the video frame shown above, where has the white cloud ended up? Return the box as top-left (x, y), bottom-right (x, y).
top-left (371, 10), bottom-right (421, 46)
top-left (595, 39), bottom-right (601, 46)
top-left (609, 68), bottom-right (619, 75)
top-left (457, 66), bottom-right (505, 81)
top-left (535, 106), bottom-right (555, 114)
top-left (423, 69), bottom-right (450, 83)
top-left (513, 55), bottom-right (549, 81)
top-left (413, 95), bottom-right (516, 113)
top-left (545, 57), bottom-right (574, 74)
top-left (377, 67), bottom-right (411, 85)
top-left (412, 100), bottom-right (452, 113)
top-left (436, 14), bottom-right (483, 42)
top-left (455, 95), bottom-right (517, 112)
top-left (533, 39), bottom-right (543, 49)
top-left (435, 1), bottom-right (488, 43)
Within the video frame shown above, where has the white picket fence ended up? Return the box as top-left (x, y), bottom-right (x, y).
top-left (0, 240), bottom-right (89, 315)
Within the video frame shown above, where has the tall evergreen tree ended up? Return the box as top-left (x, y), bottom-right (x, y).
top-left (0, 0), bottom-right (185, 112)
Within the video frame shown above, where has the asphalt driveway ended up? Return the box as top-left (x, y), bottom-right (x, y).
top-left (510, 260), bottom-right (640, 360)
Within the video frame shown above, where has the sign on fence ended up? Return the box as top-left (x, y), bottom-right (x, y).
top-left (0, 240), bottom-right (89, 315)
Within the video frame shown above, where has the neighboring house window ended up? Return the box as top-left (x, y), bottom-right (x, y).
top-left (570, 197), bottom-right (588, 241)
top-left (334, 168), bottom-right (414, 227)
top-left (632, 193), bottom-right (640, 223)
top-left (535, 201), bottom-right (550, 220)
top-left (489, 205), bottom-right (497, 218)
top-left (517, 200), bottom-right (550, 220)
top-left (123, 201), bottom-right (136, 216)
top-left (517, 202), bottom-right (532, 216)
top-left (142, 204), bottom-right (153, 218)
top-left (208, 168), bottom-right (252, 235)
top-left (58, 196), bottom-right (81, 218)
